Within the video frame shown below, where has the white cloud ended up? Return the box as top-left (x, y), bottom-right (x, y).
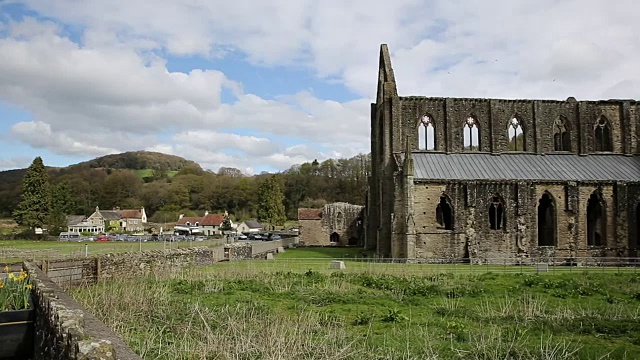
top-left (0, 156), bottom-right (33, 171)
top-left (2, 0), bottom-right (640, 173)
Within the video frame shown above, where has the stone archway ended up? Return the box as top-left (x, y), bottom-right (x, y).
top-left (330, 232), bottom-right (340, 244)
top-left (537, 192), bottom-right (557, 246)
top-left (587, 192), bottom-right (606, 246)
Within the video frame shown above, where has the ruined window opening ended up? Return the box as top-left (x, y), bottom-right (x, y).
top-left (553, 117), bottom-right (571, 151)
top-left (594, 116), bottom-right (612, 152)
top-left (463, 116), bottom-right (480, 151)
top-left (537, 193), bottom-right (557, 246)
top-left (330, 232), bottom-right (340, 244)
top-left (436, 195), bottom-right (453, 230)
top-left (418, 115), bottom-right (435, 150)
top-left (636, 203), bottom-right (640, 247)
top-left (507, 117), bottom-right (525, 151)
top-left (586, 192), bottom-right (606, 246)
top-left (489, 196), bottom-right (505, 230)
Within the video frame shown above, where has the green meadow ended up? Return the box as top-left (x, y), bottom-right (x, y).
top-left (69, 247), bottom-right (640, 360)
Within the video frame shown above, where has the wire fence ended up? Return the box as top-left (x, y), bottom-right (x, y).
top-left (210, 256), bottom-right (640, 276)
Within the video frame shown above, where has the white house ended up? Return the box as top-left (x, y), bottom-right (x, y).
top-left (236, 220), bottom-right (263, 234)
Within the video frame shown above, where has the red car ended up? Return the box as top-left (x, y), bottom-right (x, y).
top-left (96, 235), bottom-right (109, 242)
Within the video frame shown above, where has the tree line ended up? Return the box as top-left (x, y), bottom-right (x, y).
top-left (9, 153), bottom-right (370, 235)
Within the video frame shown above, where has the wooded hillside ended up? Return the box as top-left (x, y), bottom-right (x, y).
top-left (0, 151), bottom-right (370, 223)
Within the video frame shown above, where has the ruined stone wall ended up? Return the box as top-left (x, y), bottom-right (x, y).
top-left (627, 184), bottom-right (640, 257)
top-left (24, 262), bottom-right (140, 360)
top-left (322, 203), bottom-right (364, 246)
top-left (300, 204), bottom-right (364, 246)
top-left (398, 97), bottom-right (639, 155)
top-left (299, 219), bottom-right (327, 245)
top-left (413, 183), bottom-right (464, 259)
top-left (411, 180), bottom-right (635, 263)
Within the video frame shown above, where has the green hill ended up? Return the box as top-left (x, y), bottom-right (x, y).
top-left (70, 151), bottom-right (202, 172)
top-left (0, 151), bottom-right (203, 217)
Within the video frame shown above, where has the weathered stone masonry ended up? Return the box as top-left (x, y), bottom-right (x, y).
top-left (367, 44), bottom-right (640, 263)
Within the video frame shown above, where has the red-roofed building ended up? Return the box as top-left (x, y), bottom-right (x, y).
top-left (175, 211), bottom-right (230, 236)
top-left (118, 207), bottom-right (147, 232)
top-left (297, 208), bottom-right (323, 220)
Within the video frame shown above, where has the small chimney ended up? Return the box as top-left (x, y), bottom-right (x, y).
top-left (179, 214), bottom-right (184, 220)
top-left (204, 210), bottom-right (209, 216)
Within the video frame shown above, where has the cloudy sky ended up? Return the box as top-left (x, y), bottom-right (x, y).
top-left (0, 1), bottom-right (639, 174)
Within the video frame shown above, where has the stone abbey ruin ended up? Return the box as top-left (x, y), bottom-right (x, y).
top-left (365, 44), bottom-right (640, 263)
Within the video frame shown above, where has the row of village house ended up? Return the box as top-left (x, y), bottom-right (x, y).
top-left (66, 206), bottom-right (264, 235)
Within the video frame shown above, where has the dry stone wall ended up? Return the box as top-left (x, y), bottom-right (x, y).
top-left (41, 247), bottom-right (220, 287)
top-left (23, 262), bottom-right (140, 360)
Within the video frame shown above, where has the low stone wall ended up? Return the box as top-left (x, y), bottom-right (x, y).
top-left (224, 238), bottom-right (298, 260)
top-left (98, 247), bottom-right (218, 281)
top-left (40, 247), bottom-right (220, 287)
top-left (23, 262), bottom-right (141, 360)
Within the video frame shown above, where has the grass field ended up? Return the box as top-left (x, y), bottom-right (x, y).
top-left (69, 247), bottom-right (640, 359)
top-left (0, 238), bottom-right (225, 263)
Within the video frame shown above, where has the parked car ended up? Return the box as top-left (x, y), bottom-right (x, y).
top-left (237, 234), bottom-right (248, 240)
top-left (270, 234), bottom-right (282, 241)
top-left (253, 234), bottom-right (263, 240)
top-left (96, 235), bottom-right (109, 242)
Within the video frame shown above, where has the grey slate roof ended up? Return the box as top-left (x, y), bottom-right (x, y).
top-left (100, 210), bottom-right (122, 221)
top-left (66, 215), bottom-right (86, 226)
top-left (411, 153), bottom-right (640, 182)
top-left (243, 220), bottom-right (263, 229)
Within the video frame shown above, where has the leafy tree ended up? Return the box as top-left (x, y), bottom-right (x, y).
top-left (13, 157), bottom-right (51, 232)
top-left (151, 162), bottom-right (168, 181)
top-left (100, 170), bottom-right (143, 208)
top-left (141, 182), bottom-right (170, 214)
top-left (257, 175), bottom-right (286, 226)
top-left (175, 165), bottom-right (205, 177)
top-left (220, 212), bottom-right (232, 232)
top-left (48, 181), bottom-right (76, 235)
top-left (218, 167), bottom-right (244, 177)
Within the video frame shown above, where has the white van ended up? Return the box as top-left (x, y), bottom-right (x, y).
top-left (58, 232), bottom-right (80, 241)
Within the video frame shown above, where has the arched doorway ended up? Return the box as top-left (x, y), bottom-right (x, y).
top-left (636, 203), bottom-right (640, 249)
top-left (330, 232), bottom-right (340, 244)
top-left (587, 192), bottom-right (606, 246)
top-left (436, 195), bottom-right (453, 230)
top-left (537, 192), bottom-right (557, 246)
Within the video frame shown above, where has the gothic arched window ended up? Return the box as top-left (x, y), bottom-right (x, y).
top-left (538, 192), bottom-right (557, 246)
top-left (489, 195), bottom-right (506, 230)
top-left (463, 116), bottom-right (480, 151)
top-left (587, 191), bottom-right (606, 246)
top-left (507, 117), bottom-right (525, 151)
top-left (418, 115), bottom-right (435, 150)
top-left (553, 117), bottom-right (571, 151)
top-left (594, 116), bottom-right (612, 152)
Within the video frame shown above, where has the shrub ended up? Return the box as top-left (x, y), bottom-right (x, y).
top-left (381, 308), bottom-right (407, 323)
